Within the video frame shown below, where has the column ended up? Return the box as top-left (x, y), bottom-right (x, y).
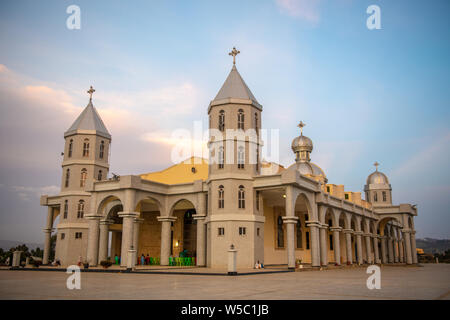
top-left (393, 237), bottom-right (399, 263)
top-left (86, 215), bottom-right (101, 266)
top-left (343, 229), bottom-right (353, 264)
top-left (380, 236), bottom-right (388, 264)
top-left (158, 216), bottom-right (177, 266)
top-left (133, 218), bottom-right (144, 255)
top-left (319, 224), bottom-right (328, 266)
top-left (399, 239), bottom-right (404, 263)
top-left (283, 216), bottom-right (298, 269)
top-left (119, 212), bottom-right (139, 267)
top-left (307, 222), bottom-right (321, 267)
top-left (42, 207), bottom-right (54, 265)
top-left (411, 230), bottom-right (418, 264)
top-left (355, 231), bottom-right (363, 265)
top-left (364, 233), bottom-right (372, 264)
top-left (388, 236), bottom-right (394, 263)
top-left (403, 230), bottom-right (413, 264)
top-left (373, 235), bottom-right (380, 264)
top-left (331, 227), bottom-right (341, 265)
top-left (98, 219), bottom-right (112, 263)
top-left (193, 214), bottom-right (206, 266)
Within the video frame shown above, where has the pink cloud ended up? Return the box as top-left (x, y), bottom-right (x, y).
top-left (275, 0), bottom-right (321, 23)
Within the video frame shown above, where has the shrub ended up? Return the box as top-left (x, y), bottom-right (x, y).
top-left (100, 260), bottom-right (112, 268)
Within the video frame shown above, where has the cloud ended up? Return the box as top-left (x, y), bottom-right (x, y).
top-left (275, 0), bottom-right (321, 23)
top-left (9, 185), bottom-right (60, 201)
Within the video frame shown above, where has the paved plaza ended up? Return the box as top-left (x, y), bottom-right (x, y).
top-left (0, 264), bottom-right (449, 300)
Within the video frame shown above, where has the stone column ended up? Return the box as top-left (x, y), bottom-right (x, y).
top-left (307, 222), bottom-right (321, 267)
top-left (133, 218), bottom-right (144, 256)
top-left (42, 207), bottom-right (54, 265)
top-left (158, 216), bottom-right (177, 266)
top-left (364, 233), bottom-right (372, 264)
top-left (388, 236), bottom-right (394, 263)
top-left (330, 227), bottom-right (341, 265)
top-left (86, 215), bottom-right (101, 266)
top-left (399, 239), bottom-right (404, 263)
top-left (411, 230), bottom-right (418, 264)
top-left (380, 236), bottom-right (388, 264)
top-left (343, 229), bottom-right (353, 264)
top-left (355, 231), bottom-right (363, 265)
top-left (393, 237), bottom-right (399, 263)
top-left (403, 230), bottom-right (413, 264)
top-left (373, 235), bottom-right (380, 264)
top-left (98, 219), bottom-right (112, 263)
top-left (193, 214), bottom-right (207, 266)
top-left (319, 224), bottom-right (328, 266)
top-left (283, 216), bottom-right (299, 269)
top-left (119, 212), bottom-right (139, 267)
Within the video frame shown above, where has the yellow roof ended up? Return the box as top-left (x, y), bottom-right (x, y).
top-left (140, 157), bottom-right (208, 185)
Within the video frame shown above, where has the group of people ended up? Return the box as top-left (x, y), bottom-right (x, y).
top-left (139, 254), bottom-right (152, 265)
top-left (254, 260), bottom-right (264, 269)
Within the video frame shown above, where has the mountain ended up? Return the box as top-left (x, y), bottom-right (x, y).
top-left (416, 238), bottom-right (450, 254)
top-left (0, 240), bottom-right (43, 251)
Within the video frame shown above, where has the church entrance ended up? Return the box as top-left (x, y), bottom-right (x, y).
top-left (182, 209), bottom-right (197, 256)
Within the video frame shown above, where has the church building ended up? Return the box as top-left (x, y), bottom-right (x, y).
top-left (40, 49), bottom-right (418, 269)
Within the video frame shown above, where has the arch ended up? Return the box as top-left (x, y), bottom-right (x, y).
top-left (65, 168), bottom-right (70, 188)
top-left (293, 192), bottom-right (315, 221)
top-left (377, 216), bottom-right (403, 236)
top-left (218, 185), bottom-right (224, 209)
top-left (238, 185), bottom-right (245, 209)
top-left (96, 195), bottom-right (124, 217)
top-left (83, 138), bottom-right (90, 157)
top-left (168, 197), bottom-right (197, 217)
top-left (219, 110), bottom-right (225, 131)
top-left (238, 109), bottom-right (244, 130)
top-left (68, 139), bottom-right (73, 158)
top-left (134, 196), bottom-right (163, 217)
top-left (80, 168), bottom-right (87, 187)
top-left (99, 140), bottom-right (105, 159)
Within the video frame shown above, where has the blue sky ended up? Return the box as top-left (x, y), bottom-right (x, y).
top-left (0, 0), bottom-right (449, 243)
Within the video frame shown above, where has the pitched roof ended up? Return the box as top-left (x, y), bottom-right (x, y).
top-left (64, 100), bottom-right (111, 139)
top-left (213, 65), bottom-right (259, 104)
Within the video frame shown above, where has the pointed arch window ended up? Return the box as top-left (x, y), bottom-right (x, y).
top-left (218, 185), bottom-right (224, 209)
top-left (277, 216), bottom-right (284, 248)
top-left (80, 168), bottom-right (87, 187)
top-left (99, 141), bottom-right (105, 159)
top-left (65, 169), bottom-right (70, 188)
top-left (98, 170), bottom-right (102, 181)
top-left (374, 192), bottom-right (378, 202)
top-left (68, 139), bottom-right (73, 158)
top-left (218, 146), bottom-right (224, 169)
top-left (238, 185), bottom-right (245, 209)
top-left (83, 139), bottom-right (90, 157)
top-left (77, 200), bottom-right (85, 218)
top-left (238, 109), bottom-right (244, 130)
top-left (296, 221), bottom-right (303, 249)
top-left (238, 146), bottom-right (245, 169)
top-left (219, 110), bottom-right (225, 131)
top-left (63, 200), bottom-right (68, 219)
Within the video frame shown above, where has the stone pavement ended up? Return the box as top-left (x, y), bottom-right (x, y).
top-left (0, 264), bottom-right (448, 300)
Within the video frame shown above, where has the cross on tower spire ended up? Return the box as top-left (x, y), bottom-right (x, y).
top-left (297, 121), bottom-right (306, 135)
top-left (374, 161), bottom-right (380, 171)
top-left (87, 85), bottom-right (95, 101)
top-left (229, 47), bottom-right (240, 65)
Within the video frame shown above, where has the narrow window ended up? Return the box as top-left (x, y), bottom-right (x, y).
top-left (218, 146), bottom-right (224, 169)
top-left (99, 141), bottom-right (105, 159)
top-left (256, 146), bottom-right (259, 172)
top-left (218, 185), bottom-right (224, 209)
top-left (65, 169), bottom-right (70, 188)
top-left (239, 227), bottom-right (246, 235)
top-left (257, 228), bottom-right (260, 237)
top-left (345, 193), bottom-right (349, 200)
top-left (254, 112), bottom-right (258, 132)
top-left (277, 216), bottom-right (284, 248)
top-left (98, 170), bottom-right (102, 181)
top-left (382, 191), bottom-right (387, 202)
top-left (238, 109), bottom-right (244, 130)
top-left (306, 231), bottom-right (310, 249)
top-left (219, 110), bottom-right (225, 131)
top-left (83, 139), bottom-right (90, 157)
top-left (374, 192), bottom-right (378, 202)
top-left (296, 221), bottom-right (303, 249)
top-left (80, 168), bottom-right (87, 187)
top-left (218, 227), bottom-right (225, 236)
top-left (238, 185), bottom-right (245, 209)
top-left (329, 234), bottom-right (334, 250)
top-left (77, 200), bottom-right (84, 218)
top-left (68, 139), bottom-right (73, 158)
top-left (63, 200), bottom-right (68, 219)
top-left (327, 186), bottom-right (330, 193)
top-left (61, 233), bottom-right (65, 240)
top-left (238, 146), bottom-right (245, 169)
top-left (256, 191), bottom-right (260, 211)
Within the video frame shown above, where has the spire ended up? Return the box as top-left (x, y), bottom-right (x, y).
top-left (64, 86), bottom-right (111, 139)
top-left (374, 161), bottom-right (379, 172)
top-left (297, 121), bottom-right (306, 136)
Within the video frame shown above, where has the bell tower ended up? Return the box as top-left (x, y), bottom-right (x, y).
top-left (206, 48), bottom-right (264, 268)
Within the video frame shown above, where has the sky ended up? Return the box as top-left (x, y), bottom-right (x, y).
top-left (0, 0), bottom-right (449, 244)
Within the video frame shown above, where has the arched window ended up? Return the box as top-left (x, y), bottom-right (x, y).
top-left (80, 169), bottom-right (87, 187)
top-left (296, 221), bottom-right (303, 249)
top-left (277, 216), bottom-right (284, 248)
top-left (77, 200), bottom-right (85, 218)
top-left (63, 200), bottom-right (68, 219)
top-left (219, 110), bottom-right (225, 131)
top-left (83, 139), bottom-right (90, 157)
top-left (374, 192), bottom-right (378, 202)
top-left (68, 139), bottom-right (73, 158)
top-left (99, 141), bottom-right (105, 159)
top-left (238, 146), bottom-right (244, 169)
top-left (238, 185), bottom-right (245, 209)
top-left (218, 146), bottom-right (224, 169)
top-left (382, 191), bottom-right (387, 202)
top-left (238, 109), bottom-right (244, 130)
top-left (98, 170), bottom-right (102, 181)
top-left (218, 185), bottom-right (224, 209)
top-left (65, 169), bottom-right (70, 188)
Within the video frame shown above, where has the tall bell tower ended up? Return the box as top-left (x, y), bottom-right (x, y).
top-left (206, 48), bottom-right (264, 268)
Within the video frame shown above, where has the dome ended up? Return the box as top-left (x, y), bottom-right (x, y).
top-left (367, 171), bottom-right (389, 185)
top-left (287, 161), bottom-right (326, 179)
top-left (291, 135), bottom-right (313, 154)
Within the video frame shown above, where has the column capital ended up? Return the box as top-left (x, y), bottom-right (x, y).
top-left (134, 218), bottom-right (145, 224)
top-left (85, 214), bottom-right (102, 220)
top-left (193, 214), bottom-right (206, 221)
top-left (157, 216), bottom-right (177, 222)
top-left (319, 224), bottom-right (329, 230)
top-left (363, 232), bottom-right (372, 237)
top-left (306, 221), bottom-right (321, 228)
top-left (282, 216), bottom-right (299, 224)
top-left (342, 228), bottom-right (353, 234)
top-left (118, 211), bottom-right (139, 218)
top-left (354, 230), bottom-right (363, 236)
top-left (100, 219), bottom-right (114, 225)
top-left (401, 228), bottom-right (412, 233)
top-left (330, 226), bottom-right (342, 232)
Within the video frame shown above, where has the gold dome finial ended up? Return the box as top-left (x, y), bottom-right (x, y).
top-left (228, 47), bottom-right (240, 65)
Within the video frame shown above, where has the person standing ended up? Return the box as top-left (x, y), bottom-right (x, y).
top-left (141, 254), bottom-right (145, 266)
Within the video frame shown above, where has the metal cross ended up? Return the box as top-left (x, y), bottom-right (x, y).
top-left (297, 121), bottom-right (306, 135)
top-left (87, 85), bottom-right (95, 101)
top-left (374, 161), bottom-right (380, 171)
top-left (229, 47), bottom-right (240, 65)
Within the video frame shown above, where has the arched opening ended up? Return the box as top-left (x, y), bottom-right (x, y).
top-left (294, 193), bottom-right (312, 264)
top-left (170, 199), bottom-right (197, 259)
top-left (135, 197), bottom-right (162, 264)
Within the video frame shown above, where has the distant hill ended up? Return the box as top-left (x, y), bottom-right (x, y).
top-left (416, 238), bottom-right (450, 254)
top-left (0, 240), bottom-right (43, 251)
